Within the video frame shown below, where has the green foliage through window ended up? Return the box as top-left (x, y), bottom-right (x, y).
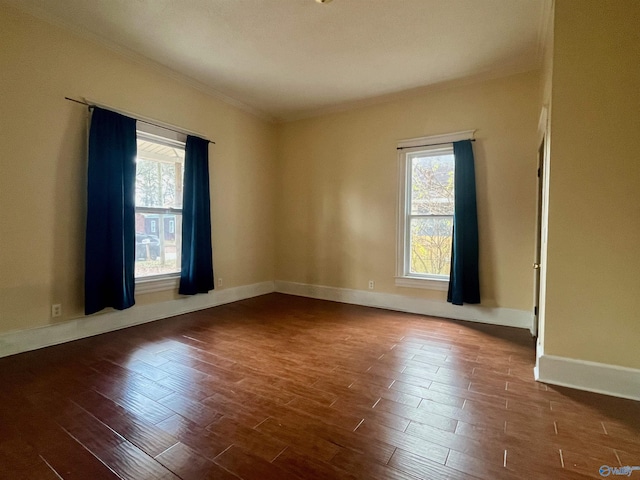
top-left (408, 151), bottom-right (454, 276)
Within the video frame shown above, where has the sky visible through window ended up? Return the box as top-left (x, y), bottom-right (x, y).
top-left (409, 152), bottom-right (454, 276)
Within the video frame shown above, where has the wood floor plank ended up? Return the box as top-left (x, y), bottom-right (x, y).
top-left (155, 414), bottom-right (232, 461)
top-left (0, 395), bottom-right (121, 480)
top-left (100, 387), bottom-right (176, 425)
top-left (330, 447), bottom-right (422, 480)
top-left (214, 445), bottom-right (304, 480)
top-left (206, 416), bottom-right (287, 462)
top-left (0, 437), bottom-right (64, 480)
top-left (388, 447), bottom-right (479, 480)
top-left (155, 442), bottom-right (241, 480)
top-left (272, 447), bottom-right (359, 480)
top-left (375, 397), bottom-right (459, 432)
top-left (254, 416), bottom-right (343, 462)
top-left (0, 293), bottom-right (638, 480)
top-left (269, 409), bottom-right (397, 464)
top-left (72, 389), bottom-right (180, 457)
top-left (355, 420), bottom-right (451, 464)
top-left (158, 392), bottom-right (223, 426)
top-left (44, 394), bottom-right (179, 480)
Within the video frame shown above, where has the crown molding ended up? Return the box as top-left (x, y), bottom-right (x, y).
top-left (11, 2), bottom-right (276, 124)
top-left (10, 1), bottom-right (548, 126)
top-left (279, 65), bottom-right (541, 124)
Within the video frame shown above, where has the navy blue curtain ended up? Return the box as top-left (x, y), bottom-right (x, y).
top-left (179, 136), bottom-right (214, 295)
top-left (85, 107), bottom-right (137, 314)
top-left (447, 140), bottom-right (480, 305)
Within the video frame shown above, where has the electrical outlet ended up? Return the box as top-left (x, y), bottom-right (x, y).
top-left (368, 280), bottom-right (375, 290)
top-left (51, 304), bottom-right (62, 318)
top-left (217, 278), bottom-right (223, 287)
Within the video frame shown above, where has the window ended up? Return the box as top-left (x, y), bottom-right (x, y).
top-left (135, 125), bottom-right (185, 281)
top-left (396, 131), bottom-right (472, 290)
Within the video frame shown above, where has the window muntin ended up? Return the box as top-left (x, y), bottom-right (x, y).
top-left (401, 146), bottom-right (455, 280)
top-left (134, 131), bottom-right (185, 279)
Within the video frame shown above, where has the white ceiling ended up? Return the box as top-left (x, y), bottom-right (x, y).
top-left (9, 0), bottom-right (551, 122)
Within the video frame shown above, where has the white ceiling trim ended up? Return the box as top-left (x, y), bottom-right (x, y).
top-left (10, 0), bottom-right (551, 124)
top-left (15, 2), bottom-right (276, 122)
top-left (282, 64), bottom-right (540, 124)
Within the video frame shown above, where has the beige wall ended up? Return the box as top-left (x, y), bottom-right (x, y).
top-left (276, 71), bottom-right (541, 311)
top-left (10, 0), bottom-right (635, 377)
top-left (542, 0), bottom-right (640, 369)
top-left (0, 5), bottom-right (276, 334)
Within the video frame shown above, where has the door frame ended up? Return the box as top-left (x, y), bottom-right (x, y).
top-left (533, 105), bottom-right (550, 355)
top-left (532, 138), bottom-right (544, 337)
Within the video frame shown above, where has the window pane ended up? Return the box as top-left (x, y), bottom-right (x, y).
top-left (136, 139), bottom-right (184, 209)
top-left (135, 213), bottom-right (182, 278)
top-left (410, 217), bottom-right (453, 275)
top-left (410, 154), bottom-right (454, 215)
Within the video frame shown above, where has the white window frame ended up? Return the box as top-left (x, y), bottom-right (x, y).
top-left (395, 130), bottom-right (474, 290)
top-left (134, 123), bottom-right (186, 294)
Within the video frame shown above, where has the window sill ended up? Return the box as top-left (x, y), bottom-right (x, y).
top-left (395, 276), bottom-right (449, 291)
top-left (135, 275), bottom-right (179, 294)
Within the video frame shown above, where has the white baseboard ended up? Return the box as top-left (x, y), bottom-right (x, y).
top-left (0, 281), bottom-right (275, 359)
top-left (3, 279), bottom-right (636, 402)
top-left (535, 354), bottom-right (640, 401)
top-left (274, 280), bottom-right (533, 332)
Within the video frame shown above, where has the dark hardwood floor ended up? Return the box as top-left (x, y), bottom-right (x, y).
top-left (1, 293), bottom-right (638, 479)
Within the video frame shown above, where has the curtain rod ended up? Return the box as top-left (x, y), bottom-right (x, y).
top-left (397, 138), bottom-right (475, 150)
top-left (65, 97), bottom-right (215, 144)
